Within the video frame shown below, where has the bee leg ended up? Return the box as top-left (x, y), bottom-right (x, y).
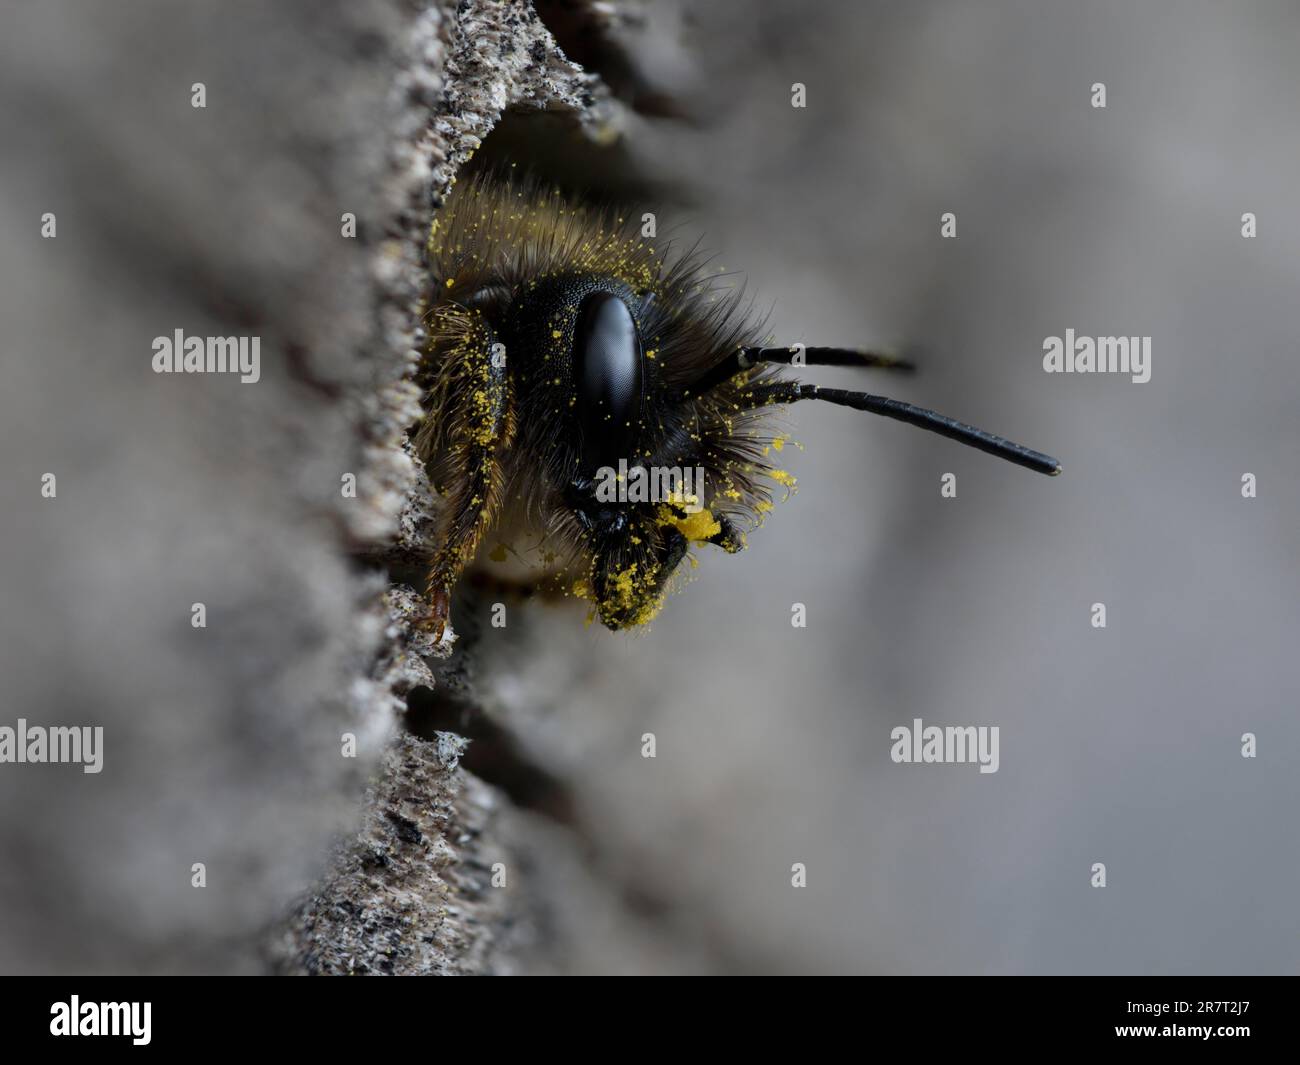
top-left (705, 513), bottom-right (745, 553)
top-left (416, 328), bottom-right (516, 643)
top-left (419, 433), bottom-right (516, 641)
top-left (420, 585), bottom-right (452, 643)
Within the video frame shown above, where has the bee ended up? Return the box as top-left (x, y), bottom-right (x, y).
top-left (414, 174), bottom-right (1060, 639)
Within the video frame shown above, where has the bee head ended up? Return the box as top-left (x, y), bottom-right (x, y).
top-left (421, 175), bottom-right (1060, 636)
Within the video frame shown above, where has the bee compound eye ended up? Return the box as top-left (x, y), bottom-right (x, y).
top-left (572, 292), bottom-right (644, 470)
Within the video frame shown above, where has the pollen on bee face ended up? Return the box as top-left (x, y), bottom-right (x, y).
top-left (658, 503), bottom-right (721, 545)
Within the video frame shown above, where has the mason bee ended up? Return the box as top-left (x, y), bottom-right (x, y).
top-left (414, 174), bottom-right (1060, 639)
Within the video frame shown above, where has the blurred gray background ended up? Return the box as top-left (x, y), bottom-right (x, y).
top-left (2, 0), bottom-right (1297, 974)
top-left (474, 0), bottom-right (1300, 974)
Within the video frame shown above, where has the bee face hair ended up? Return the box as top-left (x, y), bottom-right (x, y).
top-left (414, 173), bottom-right (1059, 636)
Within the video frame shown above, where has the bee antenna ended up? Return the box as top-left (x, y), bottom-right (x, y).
top-left (746, 345), bottom-right (915, 372)
top-left (758, 382), bottom-right (1062, 476)
top-left (686, 345), bottom-right (913, 396)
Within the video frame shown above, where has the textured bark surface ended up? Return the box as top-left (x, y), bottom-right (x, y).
top-left (267, 0), bottom-right (631, 977)
top-left (267, 731), bottom-right (507, 976)
top-left (0, 0), bottom-right (614, 975)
